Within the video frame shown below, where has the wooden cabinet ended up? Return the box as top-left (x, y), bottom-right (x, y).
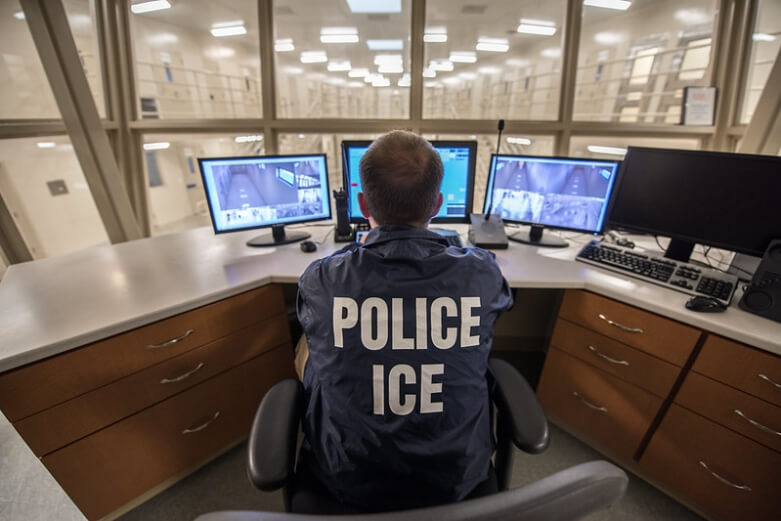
top-left (544, 290), bottom-right (781, 521)
top-left (0, 284), bottom-right (295, 520)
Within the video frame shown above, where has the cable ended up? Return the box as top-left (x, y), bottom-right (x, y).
top-left (315, 225), bottom-right (335, 245)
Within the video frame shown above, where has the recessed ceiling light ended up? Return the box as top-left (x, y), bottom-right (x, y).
top-left (36, 142), bottom-right (56, 148)
top-left (583, 0), bottom-right (632, 11)
top-left (298, 134), bottom-right (306, 139)
top-left (345, 0), bottom-right (401, 14)
top-left (300, 51), bottom-right (328, 63)
top-left (130, 1), bottom-right (171, 14)
top-left (234, 135), bottom-right (263, 143)
top-left (327, 60), bottom-right (351, 71)
top-left (378, 63), bottom-right (404, 73)
top-left (13, 11), bottom-right (25, 20)
top-left (275, 38), bottom-right (295, 52)
top-left (476, 37), bottom-right (509, 52)
top-left (478, 66), bottom-right (500, 74)
top-left (424, 26), bottom-right (447, 43)
top-left (367, 39), bottom-right (403, 50)
top-left (753, 33), bottom-right (776, 42)
top-left (210, 22), bottom-right (246, 37)
top-left (594, 32), bottom-right (623, 44)
top-left (517, 19), bottom-right (557, 36)
top-left (506, 137), bottom-right (531, 145)
top-left (397, 73), bottom-right (411, 87)
top-left (422, 68), bottom-right (436, 78)
top-left (449, 51), bottom-right (477, 63)
top-left (143, 142), bottom-right (170, 150)
top-left (587, 145), bottom-right (627, 155)
top-left (429, 59), bottom-right (454, 71)
top-left (320, 27), bottom-right (358, 43)
top-left (321, 26), bottom-right (358, 35)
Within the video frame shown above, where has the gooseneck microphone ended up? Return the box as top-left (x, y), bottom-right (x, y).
top-left (484, 119), bottom-right (505, 220)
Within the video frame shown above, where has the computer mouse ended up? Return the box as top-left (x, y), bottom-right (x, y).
top-left (685, 296), bottom-right (727, 313)
top-left (300, 240), bottom-right (317, 253)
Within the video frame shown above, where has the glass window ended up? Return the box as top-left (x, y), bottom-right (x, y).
top-left (740, 0), bottom-right (781, 123)
top-left (142, 133), bottom-right (265, 236)
top-left (0, 0), bottom-right (61, 118)
top-left (423, 0), bottom-right (565, 120)
top-left (569, 136), bottom-right (700, 160)
top-left (575, 0), bottom-right (719, 123)
top-left (0, 136), bottom-right (109, 259)
top-left (423, 133), bottom-right (554, 212)
top-left (278, 133), bottom-right (381, 194)
top-left (274, 0), bottom-right (411, 118)
top-left (129, 1), bottom-right (262, 119)
top-left (64, 0), bottom-right (106, 117)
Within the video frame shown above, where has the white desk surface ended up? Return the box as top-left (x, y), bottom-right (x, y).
top-left (0, 223), bottom-right (779, 374)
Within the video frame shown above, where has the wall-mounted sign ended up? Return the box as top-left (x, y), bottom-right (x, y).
top-left (681, 86), bottom-right (717, 126)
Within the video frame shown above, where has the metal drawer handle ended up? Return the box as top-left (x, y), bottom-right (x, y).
top-left (734, 409), bottom-right (781, 437)
top-left (182, 411), bottom-right (220, 435)
top-left (698, 460), bottom-right (752, 492)
top-left (160, 362), bottom-right (205, 384)
top-left (598, 314), bottom-right (643, 334)
top-left (572, 391), bottom-right (608, 413)
top-left (587, 345), bottom-right (629, 366)
top-left (758, 373), bottom-right (781, 390)
top-left (146, 329), bottom-right (194, 349)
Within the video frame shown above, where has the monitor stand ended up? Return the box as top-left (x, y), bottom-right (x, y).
top-left (246, 224), bottom-right (310, 247)
top-left (663, 238), bottom-right (695, 263)
top-left (508, 225), bottom-right (568, 248)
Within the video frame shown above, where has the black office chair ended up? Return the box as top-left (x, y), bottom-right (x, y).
top-left (195, 359), bottom-right (628, 521)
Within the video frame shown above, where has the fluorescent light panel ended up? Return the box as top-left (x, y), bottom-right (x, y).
top-left (753, 33), bottom-right (776, 42)
top-left (476, 37), bottom-right (509, 52)
top-left (36, 142), bottom-right (56, 148)
top-left (422, 68), bottom-right (436, 78)
top-left (144, 142), bottom-right (170, 150)
top-left (506, 137), bottom-right (531, 145)
top-left (234, 135), bottom-right (263, 143)
top-left (130, 0), bottom-right (171, 14)
top-left (367, 39), bottom-right (403, 50)
top-left (300, 51), bottom-right (327, 63)
top-left (13, 11), bottom-right (25, 20)
top-left (429, 59), bottom-right (453, 71)
top-left (327, 60), bottom-right (351, 71)
top-left (320, 34), bottom-right (359, 43)
top-left (517, 21), bottom-right (557, 36)
top-left (210, 22), bottom-right (247, 37)
top-left (587, 145), bottom-right (627, 155)
top-left (424, 34), bottom-right (447, 43)
top-left (449, 51), bottom-right (477, 63)
top-left (583, 0), bottom-right (632, 11)
top-left (275, 39), bottom-right (295, 52)
top-left (345, 0), bottom-right (401, 13)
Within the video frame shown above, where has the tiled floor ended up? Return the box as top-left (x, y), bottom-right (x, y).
top-left (117, 424), bottom-right (705, 521)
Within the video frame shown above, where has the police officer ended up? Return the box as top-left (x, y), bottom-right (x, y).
top-left (295, 130), bottom-right (513, 513)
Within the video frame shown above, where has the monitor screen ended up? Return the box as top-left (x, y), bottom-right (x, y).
top-left (483, 154), bottom-right (619, 234)
top-left (342, 140), bottom-right (476, 223)
top-left (607, 147), bottom-right (781, 258)
top-left (198, 154), bottom-right (331, 234)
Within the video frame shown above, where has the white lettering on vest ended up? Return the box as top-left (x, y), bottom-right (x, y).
top-left (332, 297), bottom-right (358, 348)
top-left (430, 297), bottom-right (457, 349)
top-left (361, 297), bottom-right (388, 350)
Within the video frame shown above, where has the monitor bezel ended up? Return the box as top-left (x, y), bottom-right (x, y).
top-left (341, 139), bottom-right (478, 225)
top-left (197, 153), bottom-right (332, 236)
top-left (483, 152), bottom-right (620, 236)
top-left (605, 146), bottom-right (779, 258)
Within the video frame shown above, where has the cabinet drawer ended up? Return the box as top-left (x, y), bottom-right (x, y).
top-left (676, 371), bottom-right (781, 454)
top-left (693, 334), bottom-right (781, 408)
top-left (640, 404), bottom-right (781, 521)
top-left (16, 316), bottom-right (291, 456)
top-left (0, 284), bottom-right (285, 421)
top-left (558, 290), bottom-right (700, 365)
top-left (550, 318), bottom-right (680, 398)
top-left (42, 346), bottom-right (295, 521)
top-left (537, 347), bottom-right (662, 460)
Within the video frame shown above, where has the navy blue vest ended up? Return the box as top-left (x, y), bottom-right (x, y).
top-left (297, 225), bottom-right (513, 510)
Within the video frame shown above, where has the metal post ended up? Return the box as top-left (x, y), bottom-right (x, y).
top-left (556, 0), bottom-right (584, 156)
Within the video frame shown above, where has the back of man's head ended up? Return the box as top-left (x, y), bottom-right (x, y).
top-left (359, 130), bottom-right (444, 227)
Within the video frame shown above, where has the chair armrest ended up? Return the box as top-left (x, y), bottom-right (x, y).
top-left (488, 358), bottom-right (550, 454)
top-left (247, 378), bottom-right (304, 491)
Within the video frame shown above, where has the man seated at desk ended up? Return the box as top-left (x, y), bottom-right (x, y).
top-left (294, 130), bottom-right (514, 513)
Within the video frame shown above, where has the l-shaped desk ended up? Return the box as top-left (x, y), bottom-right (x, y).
top-left (0, 224), bottom-right (778, 521)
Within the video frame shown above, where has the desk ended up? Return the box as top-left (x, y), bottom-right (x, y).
top-left (0, 224), bottom-right (778, 521)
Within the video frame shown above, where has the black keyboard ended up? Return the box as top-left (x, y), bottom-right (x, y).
top-left (576, 240), bottom-right (737, 305)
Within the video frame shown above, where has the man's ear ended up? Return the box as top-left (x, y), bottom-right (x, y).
top-left (431, 192), bottom-right (444, 217)
top-left (358, 192), bottom-right (371, 219)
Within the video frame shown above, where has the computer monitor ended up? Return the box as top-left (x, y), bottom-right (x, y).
top-left (198, 154), bottom-right (331, 247)
top-left (483, 154), bottom-right (619, 247)
top-left (606, 147), bottom-right (781, 262)
top-left (341, 140), bottom-right (477, 224)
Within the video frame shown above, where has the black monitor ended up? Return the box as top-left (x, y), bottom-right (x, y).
top-left (607, 147), bottom-right (781, 262)
top-left (341, 140), bottom-right (477, 224)
top-left (198, 154), bottom-right (331, 247)
top-left (483, 154), bottom-right (619, 247)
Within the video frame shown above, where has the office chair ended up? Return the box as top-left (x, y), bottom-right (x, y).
top-left (195, 359), bottom-right (627, 520)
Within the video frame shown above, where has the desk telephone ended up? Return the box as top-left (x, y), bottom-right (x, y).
top-left (739, 239), bottom-right (781, 323)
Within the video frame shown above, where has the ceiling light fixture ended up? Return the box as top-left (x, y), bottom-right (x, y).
top-left (275, 38), bottom-right (295, 52)
top-left (429, 59), bottom-right (454, 71)
top-left (753, 33), bottom-right (776, 42)
top-left (130, 1), bottom-right (171, 14)
top-left (583, 0), bottom-right (632, 11)
top-left (210, 21), bottom-right (246, 37)
top-left (234, 135), bottom-right (263, 143)
top-left (367, 39), bottom-right (403, 50)
top-left (422, 68), bottom-right (436, 78)
top-left (517, 19), bottom-right (557, 36)
top-left (349, 68), bottom-right (370, 77)
top-left (13, 11), bottom-right (25, 20)
top-left (476, 37), bottom-right (509, 52)
top-left (424, 26), bottom-right (448, 43)
top-left (506, 137), bottom-right (531, 145)
top-left (345, 0), bottom-right (401, 13)
top-left (478, 66), bottom-right (500, 74)
top-left (320, 26), bottom-right (359, 43)
top-left (449, 51), bottom-right (477, 63)
top-left (587, 145), bottom-right (627, 156)
top-left (143, 142), bottom-right (170, 150)
top-left (36, 142), bottom-right (56, 148)
top-left (327, 60), bottom-right (352, 71)
top-left (300, 51), bottom-right (328, 63)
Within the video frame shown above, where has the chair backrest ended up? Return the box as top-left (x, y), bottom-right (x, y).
top-left (197, 460), bottom-right (628, 521)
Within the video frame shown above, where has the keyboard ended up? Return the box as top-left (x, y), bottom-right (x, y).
top-left (575, 240), bottom-right (738, 305)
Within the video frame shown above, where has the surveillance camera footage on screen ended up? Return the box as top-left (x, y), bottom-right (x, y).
top-left (486, 155), bottom-right (618, 233)
top-left (199, 155), bottom-right (330, 233)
